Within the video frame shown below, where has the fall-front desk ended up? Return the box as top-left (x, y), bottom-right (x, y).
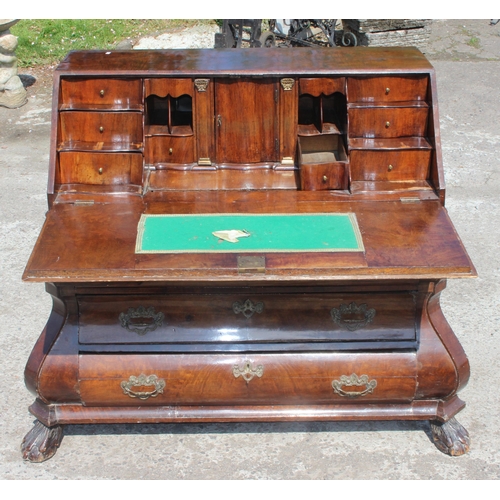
top-left (21, 48), bottom-right (476, 461)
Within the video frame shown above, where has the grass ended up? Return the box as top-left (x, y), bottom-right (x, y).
top-left (467, 36), bottom-right (481, 49)
top-left (11, 19), bottom-right (214, 67)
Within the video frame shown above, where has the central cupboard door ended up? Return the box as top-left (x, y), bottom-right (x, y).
top-left (215, 78), bottom-right (279, 164)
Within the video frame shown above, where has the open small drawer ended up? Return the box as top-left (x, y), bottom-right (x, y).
top-left (298, 135), bottom-right (349, 190)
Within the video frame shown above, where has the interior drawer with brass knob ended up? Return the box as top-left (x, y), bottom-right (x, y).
top-left (58, 151), bottom-right (143, 185)
top-left (298, 135), bottom-right (349, 191)
top-left (348, 106), bottom-right (429, 139)
top-left (58, 111), bottom-right (143, 151)
top-left (59, 77), bottom-right (143, 110)
top-left (349, 149), bottom-right (432, 181)
top-left (78, 351), bottom-right (418, 406)
top-left (144, 135), bottom-right (194, 165)
top-left (347, 75), bottom-right (429, 104)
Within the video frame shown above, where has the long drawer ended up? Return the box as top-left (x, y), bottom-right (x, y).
top-left (77, 291), bottom-right (419, 350)
top-left (78, 352), bottom-right (418, 406)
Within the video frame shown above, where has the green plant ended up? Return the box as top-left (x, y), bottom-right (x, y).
top-left (467, 36), bottom-right (480, 49)
top-left (11, 19), bottom-right (213, 66)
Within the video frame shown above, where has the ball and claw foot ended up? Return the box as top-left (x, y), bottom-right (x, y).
top-left (21, 420), bottom-right (64, 462)
top-left (430, 417), bottom-right (470, 456)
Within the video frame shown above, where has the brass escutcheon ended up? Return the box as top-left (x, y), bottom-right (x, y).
top-left (233, 361), bottom-right (264, 383)
top-left (332, 373), bottom-right (377, 398)
top-left (121, 374), bottom-right (166, 400)
top-left (119, 306), bottom-right (165, 335)
top-left (233, 299), bottom-right (264, 318)
top-left (280, 78), bottom-right (295, 91)
top-left (330, 302), bottom-right (376, 331)
top-left (194, 78), bottom-right (210, 92)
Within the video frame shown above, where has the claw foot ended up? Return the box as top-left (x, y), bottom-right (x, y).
top-left (430, 417), bottom-right (470, 456)
top-left (21, 420), bottom-right (64, 462)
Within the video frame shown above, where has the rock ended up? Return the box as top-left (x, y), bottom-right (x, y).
top-left (0, 26), bottom-right (27, 108)
top-left (115, 39), bottom-right (133, 50)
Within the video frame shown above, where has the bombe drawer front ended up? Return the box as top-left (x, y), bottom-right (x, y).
top-left (77, 291), bottom-right (419, 350)
top-left (78, 352), bottom-right (418, 406)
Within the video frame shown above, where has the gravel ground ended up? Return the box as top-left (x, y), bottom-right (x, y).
top-left (133, 23), bottom-right (220, 49)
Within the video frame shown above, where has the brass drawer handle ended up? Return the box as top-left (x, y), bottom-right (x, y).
top-left (169, 148), bottom-right (173, 155)
top-left (388, 164), bottom-right (394, 172)
top-left (385, 87), bottom-right (390, 95)
top-left (119, 306), bottom-right (165, 336)
top-left (233, 299), bottom-right (264, 318)
top-left (322, 175), bottom-right (328, 183)
top-left (121, 374), bottom-right (166, 400)
top-left (99, 89), bottom-right (105, 96)
top-left (98, 167), bottom-right (103, 175)
top-left (233, 361), bottom-right (264, 383)
top-left (99, 126), bottom-right (104, 133)
top-left (385, 121), bottom-right (390, 128)
top-left (330, 302), bottom-right (376, 331)
top-left (332, 373), bottom-right (377, 398)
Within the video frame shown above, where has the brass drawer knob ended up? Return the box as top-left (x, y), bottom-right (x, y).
top-left (385, 121), bottom-right (390, 128)
top-left (388, 164), bottom-right (394, 172)
top-left (385, 87), bottom-right (390, 95)
top-left (99, 89), bottom-right (105, 96)
top-left (169, 148), bottom-right (173, 155)
top-left (322, 175), bottom-right (328, 183)
top-left (99, 126), bottom-right (104, 133)
top-left (98, 167), bottom-right (103, 175)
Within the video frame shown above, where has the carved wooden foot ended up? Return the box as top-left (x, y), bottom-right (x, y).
top-left (21, 420), bottom-right (64, 462)
top-left (430, 417), bottom-right (470, 456)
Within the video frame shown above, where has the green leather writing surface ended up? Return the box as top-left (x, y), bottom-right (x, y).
top-left (136, 213), bottom-right (364, 253)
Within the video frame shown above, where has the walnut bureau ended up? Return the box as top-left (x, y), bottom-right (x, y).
top-left (21, 48), bottom-right (476, 462)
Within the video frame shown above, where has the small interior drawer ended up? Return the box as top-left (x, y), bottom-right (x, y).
top-left (299, 135), bottom-right (348, 190)
top-left (350, 149), bottom-right (432, 181)
top-left (58, 111), bottom-right (143, 150)
top-left (348, 107), bottom-right (429, 138)
top-left (60, 78), bottom-right (143, 110)
top-left (347, 75), bottom-right (429, 104)
top-left (144, 136), bottom-right (195, 165)
top-left (58, 152), bottom-right (143, 185)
